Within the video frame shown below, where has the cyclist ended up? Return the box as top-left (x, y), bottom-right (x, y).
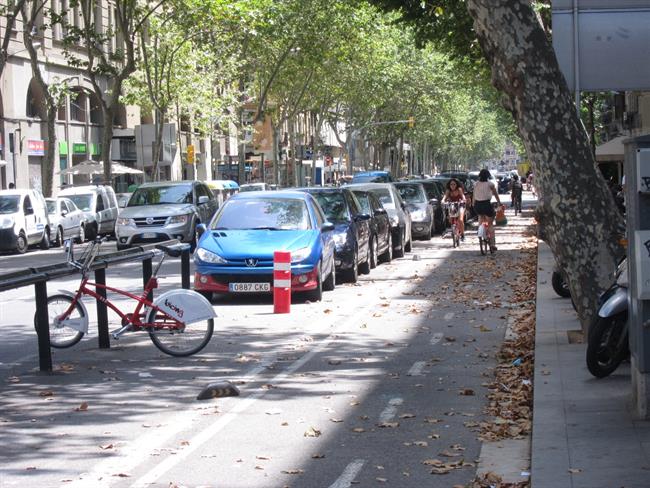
top-left (441, 178), bottom-right (466, 240)
top-left (474, 169), bottom-right (504, 252)
top-left (510, 174), bottom-right (523, 210)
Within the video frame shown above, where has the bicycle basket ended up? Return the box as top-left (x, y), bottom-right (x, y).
top-left (445, 203), bottom-right (460, 218)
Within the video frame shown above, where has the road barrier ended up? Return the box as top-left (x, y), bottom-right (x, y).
top-left (0, 240), bottom-right (191, 372)
top-left (273, 251), bottom-right (291, 314)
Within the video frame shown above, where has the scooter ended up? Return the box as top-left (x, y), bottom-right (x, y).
top-left (586, 259), bottom-right (629, 378)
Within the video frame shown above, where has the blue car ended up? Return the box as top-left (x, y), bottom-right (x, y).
top-left (295, 187), bottom-right (371, 283)
top-left (193, 191), bottom-right (336, 301)
top-left (351, 171), bottom-right (393, 184)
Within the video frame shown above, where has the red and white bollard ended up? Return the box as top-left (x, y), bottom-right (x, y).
top-left (273, 251), bottom-right (291, 314)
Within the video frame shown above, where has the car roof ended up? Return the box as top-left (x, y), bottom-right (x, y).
top-left (354, 171), bottom-right (390, 175)
top-left (138, 180), bottom-right (197, 188)
top-left (345, 182), bottom-right (394, 190)
top-left (231, 190), bottom-right (309, 200)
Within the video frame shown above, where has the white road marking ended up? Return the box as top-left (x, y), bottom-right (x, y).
top-left (379, 397), bottom-right (403, 423)
top-left (128, 307), bottom-right (374, 488)
top-left (407, 361), bottom-right (426, 376)
top-left (430, 332), bottom-right (444, 345)
top-left (444, 312), bottom-right (455, 321)
top-left (328, 459), bottom-right (366, 488)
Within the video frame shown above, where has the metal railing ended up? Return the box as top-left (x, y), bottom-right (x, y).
top-left (0, 240), bottom-right (191, 372)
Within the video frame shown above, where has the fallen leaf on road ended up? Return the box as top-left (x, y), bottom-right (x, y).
top-left (256, 456), bottom-right (270, 460)
top-left (330, 418), bottom-right (343, 423)
top-left (111, 473), bottom-right (130, 477)
top-left (99, 444), bottom-right (114, 450)
top-left (372, 312), bottom-right (383, 317)
top-left (399, 413), bottom-right (416, 419)
top-left (440, 450), bottom-right (462, 457)
top-left (304, 427), bottom-right (321, 437)
top-left (444, 336), bottom-right (456, 342)
top-left (281, 422), bottom-right (289, 426)
top-left (261, 384), bottom-right (276, 390)
top-left (376, 477), bottom-right (387, 482)
top-left (377, 422), bottom-right (399, 428)
top-left (39, 390), bottom-right (54, 397)
top-left (311, 454), bottom-right (325, 459)
top-left (459, 389), bottom-right (475, 396)
top-left (25, 467), bottom-right (37, 470)
top-left (180, 440), bottom-right (190, 446)
top-left (282, 469), bottom-right (304, 475)
top-left (568, 468), bottom-right (582, 474)
top-left (255, 465), bottom-right (264, 470)
top-left (74, 402), bottom-right (88, 412)
top-left (328, 359), bottom-right (342, 365)
top-left (351, 427), bottom-right (366, 433)
top-left (479, 325), bottom-right (492, 332)
top-left (8, 376), bottom-right (20, 383)
top-left (413, 441), bottom-right (428, 447)
top-left (424, 417), bottom-right (441, 424)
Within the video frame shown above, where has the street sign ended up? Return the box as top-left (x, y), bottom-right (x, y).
top-left (187, 145), bottom-right (195, 164)
top-left (408, 116), bottom-right (415, 128)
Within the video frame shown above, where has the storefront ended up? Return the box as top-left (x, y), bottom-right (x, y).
top-left (27, 139), bottom-right (46, 191)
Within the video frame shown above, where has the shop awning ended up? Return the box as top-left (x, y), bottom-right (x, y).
top-left (595, 135), bottom-right (627, 162)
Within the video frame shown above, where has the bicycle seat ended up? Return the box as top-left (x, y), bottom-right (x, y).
top-left (155, 243), bottom-right (191, 257)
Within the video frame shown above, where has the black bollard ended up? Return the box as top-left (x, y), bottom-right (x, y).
top-left (34, 280), bottom-right (53, 371)
top-left (94, 268), bottom-right (110, 348)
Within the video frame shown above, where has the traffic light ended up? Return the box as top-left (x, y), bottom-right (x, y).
top-left (187, 144), bottom-right (195, 164)
top-left (408, 116), bottom-right (415, 129)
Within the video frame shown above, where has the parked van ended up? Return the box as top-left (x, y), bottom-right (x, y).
top-left (0, 189), bottom-right (52, 253)
top-left (58, 185), bottom-right (119, 239)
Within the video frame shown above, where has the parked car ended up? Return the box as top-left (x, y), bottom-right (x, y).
top-left (408, 179), bottom-right (446, 234)
top-left (496, 172), bottom-right (511, 194)
top-left (296, 187), bottom-right (371, 283)
top-left (350, 189), bottom-right (392, 266)
top-left (193, 190), bottom-right (336, 301)
top-left (58, 185), bottom-right (119, 239)
top-left (394, 182), bottom-right (434, 240)
top-left (45, 197), bottom-right (87, 246)
top-left (0, 189), bottom-right (51, 253)
top-left (346, 183), bottom-right (412, 258)
top-left (115, 180), bottom-right (218, 250)
top-left (351, 171), bottom-right (393, 184)
top-left (207, 180), bottom-right (239, 209)
top-left (438, 171), bottom-right (474, 193)
top-left (240, 183), bottom-right (272, 192)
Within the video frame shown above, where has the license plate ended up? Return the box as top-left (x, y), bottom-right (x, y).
top-left (142, 233), bottom-right (157, 239)
top-left (229, 282), bottom-right (271, 292)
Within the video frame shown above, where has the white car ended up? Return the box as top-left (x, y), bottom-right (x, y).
top-left (0, 189), bottom-right (51, 253)
top-left (46, 197), bottom-right (87, 246)
top-left (58, 185), bottom-right (119, 239)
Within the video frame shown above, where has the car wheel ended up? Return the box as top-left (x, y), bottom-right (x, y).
top-left (323, 258), bottom-right (336, 291)
top-left (40, 228), bottom-right (50, 250)
top-left (190, 222), bottom-right (200, 251)
top-left (343, 249), bottom-right (359, 283)
top-left (86, 223), bottom-right (98, 241)
top-left (76, 224), bottom-right (85, 244)
top-left (55, 226), bottom-right (64, 247)
top-left (405, 233), bottom-right (412, 252)
top-left (380, 232), bottom-right (393, 263)
top-left (394, 228), bottom-right (405, 258)
top-left (369, 235), bottom-right (378, 269)
top-left (16, 231), bottom-right (28, 254)
top-left (359, 241), bottom-right (371, 275)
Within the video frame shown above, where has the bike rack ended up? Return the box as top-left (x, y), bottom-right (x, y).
top-left (0, 240), bottom-right (192, 372)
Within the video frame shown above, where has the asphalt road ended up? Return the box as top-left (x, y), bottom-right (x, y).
top-left (0, 194), bottom-right (534, 488)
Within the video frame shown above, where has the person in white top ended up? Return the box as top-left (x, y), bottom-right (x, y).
top-left (473, 169), bottom-right (504, 252)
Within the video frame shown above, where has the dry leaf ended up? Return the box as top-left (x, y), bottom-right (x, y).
top-left (111, 473), bottom-right (130, 478)
top-left (256, 456), bottom-right (270, 460)
top-left (255, 465), bottom-right (264, 470)
top-left (39, 390), bottom-right (54, 397)
top-left (304, 427), bottom-right (321, 437)
top-left (311, 454), bottom-right (325, 459)
top-left (399, 413), bottom-right (416, 419)
top-left (376, 477), bottom-right (387, 482)
top-left (282, 469), bottom-right (304, 475)
top-left (75, 402), bottom-right (88, 412)
top-left (413, 441), bottom-right (428, 447)
top-left (8, 376), bottom-right (20, 383)
top-left (459, 389), bottom-right (475, 396)
top-left (568, 468), bottom-right (582, 474)
top-left (329, 418), bottom-right (343, 423)
top-left (328, 359), bottom-right (342, 365)
top-left (377, 422), bottom-right (399, 428)
top-left (352, 427), bottom-right (366, 433)
top-left (99, 444), bottom-right (114, 450)
top-left (323, 309), bottom-right (333, 314)
top-left (180, 440), bottom-right (190, 446)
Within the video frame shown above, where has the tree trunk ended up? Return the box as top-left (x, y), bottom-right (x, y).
top-left (272, 123), bottom-right (279, 186)
top-left (151, 108), bottom-right (165, 181)
top-left (465, 0), bottom-right (623, 331)
top-left (42, 109), bottom-right (56, 197)
top-left (101, 108), bottom-right (114, 184)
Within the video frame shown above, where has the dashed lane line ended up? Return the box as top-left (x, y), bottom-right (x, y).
top-left (443, 312), bottom-right (455, 321)
top-left (378, 397), bottom-right (403, 423)
top-left (407, 361), bottom-right (426, 376)
top-left (328, 459), bottom-right (366, 488)
top-left (430, 332), bottom-right (444, 345)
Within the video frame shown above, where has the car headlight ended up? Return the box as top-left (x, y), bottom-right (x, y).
top-left (333, 232), bottom-right (347, 246)
top-left (0, 216), bottom-right (15, 229)
top-left (116, 217), bottom-right (135, 226)
top-left (291, 247), bottom-right (312, 263)
top-left (195, 247), bottom-right (227, 264)
top-left (411, 210), bottom-right (427, 221)
top-left (168, 214), bottom-right (190, 225)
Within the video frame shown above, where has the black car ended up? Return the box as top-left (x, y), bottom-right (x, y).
top-left (346, 183), bottom-right (412, 258)
top-left (410, 179), bottom-right (446, 234)
top-left (296, 187), bottom-right (371, 283)
top-left (394, 182), bottom-right (435, 240)
top-left (350, 189), bottom-right (392, 266)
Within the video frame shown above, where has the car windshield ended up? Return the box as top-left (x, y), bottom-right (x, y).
top-left (421, 183), bottom-right (441, 201)
top-left (213, 198), bottom-right (311, 230)
top-left (0, 195), bottom-right (19, 214)
top-left (67, 194), bottom-right (93, 212)
top-left (396, 184), bottom-right (425, 204)
top-left (46, 200), bottom-right (56, 214)
top-left (129, 185), bottom-right (192, 206)
top-left (311, 192), bottom-right (349, 222)
top-left (368, 189), bottom-right (394, 208)
top-left (353, 174), bottom-right (389, 183)
top-left (352, 192), bottom-right (370, 213)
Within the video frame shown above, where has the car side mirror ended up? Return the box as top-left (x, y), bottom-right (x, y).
top-left (375, 208), bottom-right (387, 215)
top-left (429, 198), bottom-right (439, 206)
top-left (61, 209), bottom-right (69, 217)
top-left (355, 213), bottom-right (371, 221)
top-left (198, 196), bottom-right (209, 205)
top-left (25, 206), bottom-right (34, 216)
top-left (197, 223), bottom-right (207, 238)
top-left (321, 222), bottom-right (335, 232)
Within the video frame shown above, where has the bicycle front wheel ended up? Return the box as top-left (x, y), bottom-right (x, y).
top-left (34, 294), bottom-right (86, 348)
top-left (146, 308), bottom-right (214, 357)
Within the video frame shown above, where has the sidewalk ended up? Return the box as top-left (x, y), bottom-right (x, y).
top-left (532, 242), bottom-right (650, 488)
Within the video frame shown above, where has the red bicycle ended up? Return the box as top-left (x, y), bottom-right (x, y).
top-left (444, 202), bottom-right (464, 248)
top-left (37, 239), bottom-right (215, 356)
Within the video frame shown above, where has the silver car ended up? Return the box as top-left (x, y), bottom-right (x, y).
top-left (115, 181), bottom-right (218, 250)
top-left (45, 197), bottom-right (87, 246)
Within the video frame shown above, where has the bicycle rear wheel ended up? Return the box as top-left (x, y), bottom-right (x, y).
top-left (34, 294), bottom-right (86, 348)
top-left (479, 237), bottom-right (488, 255)
top-left (452, 225), bottom-right (460, 248)
top-left (147, 309), bottom-right (214, 357)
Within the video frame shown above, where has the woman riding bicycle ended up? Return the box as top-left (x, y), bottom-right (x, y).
top-left (441, 178), bottom-right (466, 240)
top-left (474, 169), bottom-right (504, 252)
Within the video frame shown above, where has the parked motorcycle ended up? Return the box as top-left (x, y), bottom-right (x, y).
top-left (586, 259), bottom-right (629, 378)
